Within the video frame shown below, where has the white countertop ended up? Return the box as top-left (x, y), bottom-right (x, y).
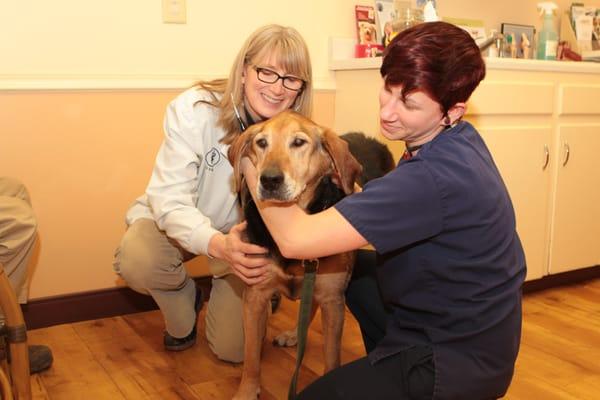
top-left (330, 56), bottom-right (600, 74)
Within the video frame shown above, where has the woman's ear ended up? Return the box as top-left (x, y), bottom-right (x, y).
top-left (446, 102), bottom-right (466, 125)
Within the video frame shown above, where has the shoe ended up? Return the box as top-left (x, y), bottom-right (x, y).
top-left (163, 286), bottom-right (204, 352)
top-left (28, 344), bottom-right (53, 374)
top-left (271, 292), bottom-right (282, 313)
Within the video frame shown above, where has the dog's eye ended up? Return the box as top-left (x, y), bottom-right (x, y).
top-left (255, 138), bottom-right (268, 148)
top-left (291, 138), bottom-right (306, 148)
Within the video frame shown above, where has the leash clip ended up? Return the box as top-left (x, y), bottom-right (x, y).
top-left (302, 258), bottom-right (319, 273)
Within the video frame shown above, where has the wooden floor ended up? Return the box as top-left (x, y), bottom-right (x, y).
top-left (26, 278), bottom-right (600, 399)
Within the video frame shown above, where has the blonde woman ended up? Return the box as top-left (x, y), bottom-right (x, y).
top-left (113, 24), bottom-right (312, 362)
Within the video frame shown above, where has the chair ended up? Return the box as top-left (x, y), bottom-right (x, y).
top-left (0, 264), bottom-right (31, 399)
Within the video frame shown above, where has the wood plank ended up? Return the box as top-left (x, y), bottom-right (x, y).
top-left (30, 374), bottom-right (50, 400)
top-left (27, 324), bottom-right (126, 399)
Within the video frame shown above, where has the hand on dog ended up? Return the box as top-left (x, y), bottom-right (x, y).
top-left (209, 222), bottom-right (271, 285)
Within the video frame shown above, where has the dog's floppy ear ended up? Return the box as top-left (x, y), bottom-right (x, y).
top-left (227, 124), bottom-right (260, 192)
top-left (321, 128), bottom-right (362, 195)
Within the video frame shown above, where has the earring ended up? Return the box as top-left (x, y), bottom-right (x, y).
top-left (444, 116), bottom-right (451, 127)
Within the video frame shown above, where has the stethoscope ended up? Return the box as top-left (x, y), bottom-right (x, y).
top-left (231, 93), bottom-right (248, 131)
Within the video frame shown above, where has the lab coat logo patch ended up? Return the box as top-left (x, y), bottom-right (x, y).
top-left (205, 147), bottom-right (221, 168)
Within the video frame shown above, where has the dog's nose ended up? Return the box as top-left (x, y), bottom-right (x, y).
top-left (260, 168), bottom-right (284, 191)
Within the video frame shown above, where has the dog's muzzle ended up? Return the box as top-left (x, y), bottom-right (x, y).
top-left (258, 167), bottom-right (293, 201)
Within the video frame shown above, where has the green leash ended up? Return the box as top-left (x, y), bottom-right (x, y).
top-left (288, 259), bottom-right (319, 400)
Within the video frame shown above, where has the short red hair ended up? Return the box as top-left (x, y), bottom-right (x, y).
top-left (381, 21), bottom-right (485, 115)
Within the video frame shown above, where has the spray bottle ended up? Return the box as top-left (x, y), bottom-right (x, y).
top-left (422, 1), bottom-right (439, 22)
top-left (536, 2), bottom-right (559, 60)
top-left (415, 0), bottom-right (439, 22)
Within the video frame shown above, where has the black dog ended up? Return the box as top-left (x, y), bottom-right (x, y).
top-left (340, 132), bottom-right (396, 186)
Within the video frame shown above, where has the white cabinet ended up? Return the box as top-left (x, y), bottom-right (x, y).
top-left (549, 124), bottom-right (600, 273)
top-left (331, 58), bottom-right (600, 281)
top-left (466, 77), bottom-right (556, 280)
top-left (477, 126), bottom-right (552, 280)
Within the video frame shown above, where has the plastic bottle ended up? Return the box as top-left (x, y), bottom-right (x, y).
top-left (488, 29), bottom-right (499, 58)
top-left (422, 1), bottom-right (439, 22)
top-left (536, 2), bottom-right (559, 60)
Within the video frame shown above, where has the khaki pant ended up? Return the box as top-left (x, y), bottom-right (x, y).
top-left (0, 177), bottom-right (35, 305)
top-left (113, 218), bottom-right (245, 362)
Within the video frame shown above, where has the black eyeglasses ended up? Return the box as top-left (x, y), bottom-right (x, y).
top-left (253, 66), bottom-right (306, 91)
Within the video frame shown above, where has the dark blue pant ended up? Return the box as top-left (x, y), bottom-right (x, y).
top-left (297, 250), bottom-right (434, 400)
top-left (345, 249), bottom-right (390, 353)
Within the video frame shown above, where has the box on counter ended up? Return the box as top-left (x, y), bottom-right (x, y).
top-left (560, 10), bottom-right (600, 61)
top-left (355, 5), bottom-right (384, 57)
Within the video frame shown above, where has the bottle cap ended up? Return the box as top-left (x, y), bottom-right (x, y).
top-left (537, 2), bottom-right (558, 16)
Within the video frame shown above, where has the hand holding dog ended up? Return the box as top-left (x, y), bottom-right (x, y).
top-left (209, 222), bottom-right (271, 285)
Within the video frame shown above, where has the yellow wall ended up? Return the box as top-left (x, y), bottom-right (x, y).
top-left (1, 0), bottom-right (358, 89)
top-left (437, 0), bottom-right (600, 33)
top-left (4, 1), bottom-right (600, 89)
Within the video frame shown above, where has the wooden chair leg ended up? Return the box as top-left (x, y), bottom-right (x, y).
top-left (0, 265), bottom-right (31, 400)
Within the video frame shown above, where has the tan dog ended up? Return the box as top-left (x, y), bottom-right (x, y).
top-left (228, 110), bottom-right (362, 400)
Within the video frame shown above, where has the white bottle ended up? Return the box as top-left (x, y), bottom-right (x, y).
top-left (488, 29), bottom-right (499, 58)
top-left (536, 2), bottom-right (559, 60)
top-left (422, 0), bottom-right (439, 22)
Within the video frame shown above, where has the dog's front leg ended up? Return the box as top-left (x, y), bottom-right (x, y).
top-left (234, 285), bottom-right (273, 400)
top-left (317, 292), bottom-right (346, 373)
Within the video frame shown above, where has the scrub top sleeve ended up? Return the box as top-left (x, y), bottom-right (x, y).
top-left (335, 161), bottom-right (444, 254)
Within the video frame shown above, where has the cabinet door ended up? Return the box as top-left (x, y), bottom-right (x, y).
top-left (478, 126), bottom-right (552, 281)
top-left (549, 125), bottom-right (600, 274)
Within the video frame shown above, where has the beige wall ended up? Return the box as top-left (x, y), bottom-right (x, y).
top-left (1, 90), bottom-right (177, 298)
top-left (0, 90), bottom-right (334, 299)
top-left (2, 0), bottom-right (600, 300)
top-left (1, 0), bottom-right (358, 89)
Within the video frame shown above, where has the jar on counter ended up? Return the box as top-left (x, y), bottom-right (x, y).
top-left (391, 4), bottom-right (424, 35)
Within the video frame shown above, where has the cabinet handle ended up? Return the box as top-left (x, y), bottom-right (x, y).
top-left (542, 144), bottom-right (549, 170)
top-left (562, 142), bottom-right (570, 166)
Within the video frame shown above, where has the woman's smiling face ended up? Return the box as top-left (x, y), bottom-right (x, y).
top-left (242, 52), bottom-right (301, 122)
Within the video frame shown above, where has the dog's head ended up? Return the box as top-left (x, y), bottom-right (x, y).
top-left (228, 110), bottom-right (362, 204)
top-left (359, 22), bottom-right (377, 44)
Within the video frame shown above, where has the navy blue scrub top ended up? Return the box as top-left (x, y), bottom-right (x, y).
top-left (335, 121), bottom-right (526, 400)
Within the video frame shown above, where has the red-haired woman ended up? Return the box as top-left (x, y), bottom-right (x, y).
top-left (239, 21), bottom-right (526, 399)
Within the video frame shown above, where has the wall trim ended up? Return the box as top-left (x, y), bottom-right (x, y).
top-left (21, 266), bottom-right (600, 331)
top-left (22, 277), bottom-right (212, 330)
top-left (522, 265), bottom-right (600, 294)
top-left (0, 76), bottom-right (336, 91)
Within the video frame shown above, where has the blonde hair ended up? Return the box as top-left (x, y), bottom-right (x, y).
top-left (195, 24), bottom-right (313, 145)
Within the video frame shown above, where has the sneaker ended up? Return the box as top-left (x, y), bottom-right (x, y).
top-left (163, 286), bottom-right (204, 352)
top-left (28, 344), bottom-right (53, 374)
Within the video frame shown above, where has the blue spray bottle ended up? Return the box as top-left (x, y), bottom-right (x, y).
top-left (536, 2), bottom-right (559, 60)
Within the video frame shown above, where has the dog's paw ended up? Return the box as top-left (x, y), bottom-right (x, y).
top-left (272, 330), bottom-right (298, 347)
